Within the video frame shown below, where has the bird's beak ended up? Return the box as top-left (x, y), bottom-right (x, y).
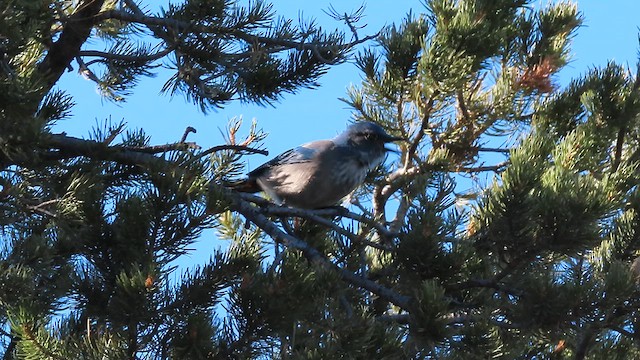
top-left (383, 134), bottom-right (407, 143)
top-left (383, 135), bottom-right (407, 153)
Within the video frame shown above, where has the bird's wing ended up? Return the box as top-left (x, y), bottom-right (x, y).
top-left (248, 140), bottom-right (333, 177)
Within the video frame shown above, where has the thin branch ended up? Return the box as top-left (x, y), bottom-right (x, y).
top-left (384, 196), bottom-right (408, 248)
top-left (613, 64), bottom-right (640, 172)
top-left (266, 205), bottom-right (358, 239)
top-left (267, 244), bottom-right (285, 275)
top-left (238, 193), bottom-right (397, 241)
top-left (374, 165), bottom-right (426, 221)
top-left (197, 145), bottom-right (268, 158)
top-left (457, 162), bottom-right (508, 173)
top-left (323, 4), bottom-right (367, 41)
top-left (103, 123), bottom-right (125, 145)
top-left (78, 45), bottom-right (175, 64)
top-left (121, 0), bottom-right (171, 39)
top-left (457, 89), bottom-right (471, 122)
top-left (404, 94), bottom-right (437, 170)
top-left (472, 146), bottom-right (512, 154)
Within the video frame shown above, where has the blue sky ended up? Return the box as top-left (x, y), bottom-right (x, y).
top-left (53, 1), bottom-right (640, 268)
top-left (55, 1), bottom-right (640, 157)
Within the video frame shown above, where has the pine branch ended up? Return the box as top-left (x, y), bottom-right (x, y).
top-left (227, 189), bottom-right (412, 310)
top-left (0, 133), bottom-right (265, 169)
top-left (43, 134), bottom-right (181, 168)
top-left (94, 7), bottom-right (376, 65)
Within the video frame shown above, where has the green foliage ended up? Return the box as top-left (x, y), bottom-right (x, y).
top-left (4, 0), bottom-right (640, 359)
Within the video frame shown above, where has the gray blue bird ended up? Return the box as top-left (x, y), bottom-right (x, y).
top-left (231, 121), bottom-right (403, 209)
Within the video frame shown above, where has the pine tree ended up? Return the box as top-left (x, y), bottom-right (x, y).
top-left (2, 0), bottom-right (640, 359)
top-left (0, 0), bottom-right (372, 358)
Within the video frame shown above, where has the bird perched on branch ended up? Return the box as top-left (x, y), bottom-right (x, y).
top-left (229, 121), bottom-right (403, 209)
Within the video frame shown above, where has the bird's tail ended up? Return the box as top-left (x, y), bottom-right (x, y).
top-left (223, 178), bottom-right (261, 193)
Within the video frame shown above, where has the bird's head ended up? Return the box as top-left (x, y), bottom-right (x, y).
top-left (335, 121), bottom-right (404, 151)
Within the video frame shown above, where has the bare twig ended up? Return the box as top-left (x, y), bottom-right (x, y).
top-left (180, 126), bottom-right (197, 143)
top-left (612, 64), bottom-right (640, 173)
top-left (26, 202), bottom-right (59, 218)
top-left (323, 4), bottom-right (367, 41)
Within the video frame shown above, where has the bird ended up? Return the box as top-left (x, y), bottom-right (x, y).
top-left (229, 121), bottom-right (403, 209)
